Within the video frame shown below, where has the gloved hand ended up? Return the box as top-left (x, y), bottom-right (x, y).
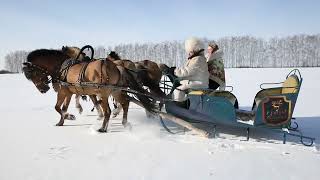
top-left (168, 66), bottom-right (176, 76)
top-left (172, 77), bottom-right (181, 90)
top-left (173, 76), bottom-right (181, 84)
top-left (161, 64), bottom-right (170, 75)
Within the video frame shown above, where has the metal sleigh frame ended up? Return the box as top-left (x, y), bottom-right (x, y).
top-left (159, 69), bottom-right (315, 146)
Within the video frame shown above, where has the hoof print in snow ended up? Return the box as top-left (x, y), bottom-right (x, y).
top-left (281, 152), bottom-right (290, 155)
top-left (48, 146), bottom-right (71, 160)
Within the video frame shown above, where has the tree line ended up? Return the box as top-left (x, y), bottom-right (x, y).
top-left (4, 34), bottom-right (320, 73)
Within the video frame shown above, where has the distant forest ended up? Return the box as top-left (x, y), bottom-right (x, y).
top-left (4, 34), bottom-right (320, 73)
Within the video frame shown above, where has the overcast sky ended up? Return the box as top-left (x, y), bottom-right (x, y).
top-left (0, 0), bottom-right (319, 68)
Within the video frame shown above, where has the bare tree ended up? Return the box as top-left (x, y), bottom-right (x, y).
top-left (5, 34), bottom-right (320, 73)
top-left (5, 50), bottom-right (28, 73)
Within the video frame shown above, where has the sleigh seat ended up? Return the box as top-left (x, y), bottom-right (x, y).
top-left (236, 69), bottom-right (302, 126)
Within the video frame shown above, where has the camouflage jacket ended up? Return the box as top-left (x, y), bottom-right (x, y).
top-left (206, 50), bottom-right (226, 86)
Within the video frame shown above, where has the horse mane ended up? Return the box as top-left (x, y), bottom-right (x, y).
top-left (27, 49), bottom-right (65, 62)
top-left (62, 46), bottom-right (85, 60)
top-left (108, 51), bottom-right (121, 60)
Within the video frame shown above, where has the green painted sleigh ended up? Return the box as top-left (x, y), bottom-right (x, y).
top-left (160, 69), bottom-right (315, 146)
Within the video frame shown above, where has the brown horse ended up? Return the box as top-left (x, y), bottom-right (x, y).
top-left (22, 49), bottom-right (156, 132)
top-left (61, 46), bottom-right (104, 118)
top-left (62, 47), bottom-right (133, 119)
top-left (63, 47), bottom-right (165, 118)
top-left (108, 57), bottom-right (137, 117)
top-left (106, 51), bottom-right (165, 97)
top-left (106, 51), bottom-right (166, 117)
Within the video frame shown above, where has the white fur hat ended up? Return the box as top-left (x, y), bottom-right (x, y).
top-left (185, 37), bottom-right (205, 53)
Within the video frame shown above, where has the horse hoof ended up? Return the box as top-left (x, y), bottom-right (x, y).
top-left (97, 128), bottom-right (107, 133)
top-left (81, 95), bottom-right (87, 101)
top-left (65, 114), bottom-right (76, 120)
top-left (56, 123), bottom-right (64, 126)
top-left (69, 114), bottom-right (76, 120)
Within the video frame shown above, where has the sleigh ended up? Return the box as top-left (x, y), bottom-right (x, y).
top-left (159, 69), bottom-right (315, 146)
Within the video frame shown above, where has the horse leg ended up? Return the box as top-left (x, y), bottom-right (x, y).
top-left (89, 95), bottom-right (103, 120)
top-left (121, 98), bottom-right (131, 129)
top-left (113, 92), bottom-right (131, 128)
top-left (111, 91), bottom-right (123, 118)
top-left (55, 92), bottom-right (67, 126)
top-left (112, 101), bottom-right (122, 118)
top-left (98, 96), bottom-right (111, 133)
top-left (112, 97), bottom-right (122, 118)
top-left (75, 94), bottom-right (83, 114)
top-left (150, 86), bottom-right (166, 111)
top-left (62, 94), bottom-right (75, 120)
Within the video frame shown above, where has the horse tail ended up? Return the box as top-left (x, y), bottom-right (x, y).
top-left (149, 85), bottom-right (166, 98)
top-left (124, 69), bottom-right (157, 113)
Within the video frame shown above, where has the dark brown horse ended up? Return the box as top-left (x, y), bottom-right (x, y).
top-left (106, 51), bottom-right (166, 117)
top-left (22, 49), bottom-right (156, 132)
top-left (107, 51), bottom-right (165, 97)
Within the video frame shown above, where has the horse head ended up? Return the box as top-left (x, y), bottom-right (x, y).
top-left (22, 62), bottom-right (50, 93)
top-left (23, 49), bottom-right (68, 93)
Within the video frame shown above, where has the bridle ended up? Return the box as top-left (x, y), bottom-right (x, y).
top-left (22, 62), bottom-right (59, 85)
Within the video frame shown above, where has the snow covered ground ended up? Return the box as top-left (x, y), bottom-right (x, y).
top-left (0, 68), bottom-right (320, 180)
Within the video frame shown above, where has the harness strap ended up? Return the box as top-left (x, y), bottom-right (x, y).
top-left (77, 62), bottom-right (90, 83)
top-left (100, 60), bottom-right (103, 84)
top-left (59, 59), bottom-right (80, 81)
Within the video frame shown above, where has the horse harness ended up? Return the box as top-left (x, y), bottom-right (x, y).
top-left (23, 60), bottom-right (174, 103)
top-left (59, 58), bottom-right (90, 83)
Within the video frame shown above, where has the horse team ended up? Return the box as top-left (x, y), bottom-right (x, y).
top-left (23, 46), bottom-right (166, 132)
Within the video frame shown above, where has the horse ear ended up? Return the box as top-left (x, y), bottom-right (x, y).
top-left (22, 62), bottom-right (30, 66)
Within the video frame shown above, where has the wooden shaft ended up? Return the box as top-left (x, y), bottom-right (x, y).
top-left (158, 112), bottom-right (210, 138)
